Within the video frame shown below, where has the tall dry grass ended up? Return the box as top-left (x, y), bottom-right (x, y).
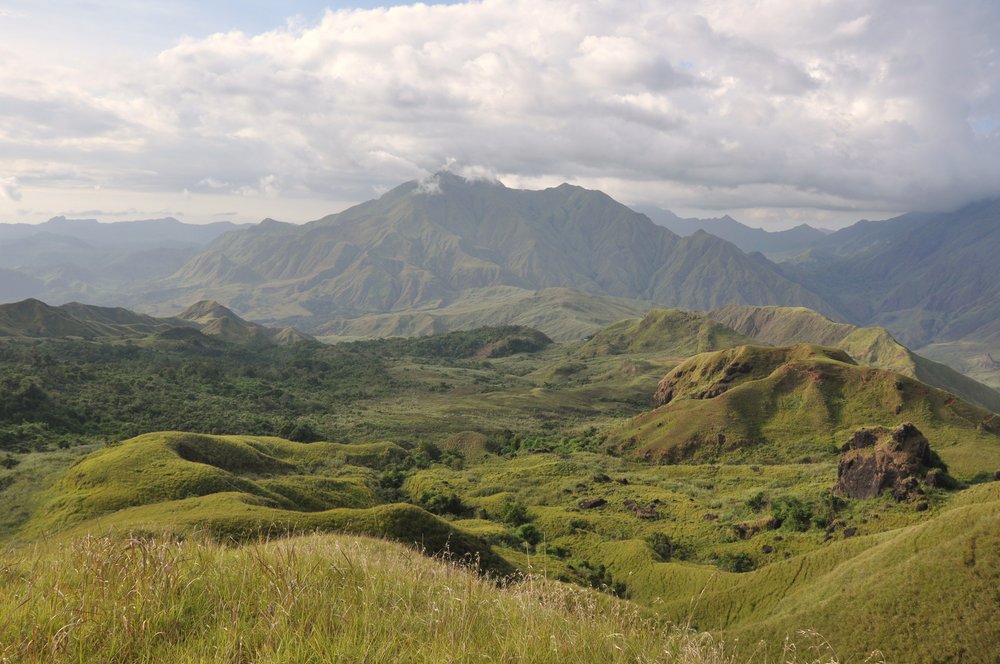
top-left (0, 532), bottom-right (854, 663)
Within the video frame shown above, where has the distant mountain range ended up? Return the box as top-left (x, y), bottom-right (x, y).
top-left (1, 175), bottom-right (997, 389)
top-left (641, 208), bottom-right (829, 257)
top-left (0, 217), bottom-right (250, 306)
top-left (774, 199), bottom-right (1000, 385)
top-left (0, 298), bottom-right (309, 346)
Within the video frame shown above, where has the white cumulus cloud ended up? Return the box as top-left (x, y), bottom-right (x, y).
top-left (1, 0), bottom-right (999, 224)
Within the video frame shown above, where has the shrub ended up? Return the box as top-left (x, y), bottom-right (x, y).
top-left (771, 496), bottom-right (813, 532)
top-left (514, 523), bottom-right (542, 547)
top-left (418, 489), bottom-right (466, 516)
top-left (647, 532), bottom-right (674, 561)
top-left (716, 552), bottom-right (755, 573)
top-left (495, 498), bottom-right (530, 526)
top-left (745, 491), bottom-right (768, 512)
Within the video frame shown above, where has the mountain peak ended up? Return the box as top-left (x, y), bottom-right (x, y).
top-left (179, 300), bottom-right (240, 322)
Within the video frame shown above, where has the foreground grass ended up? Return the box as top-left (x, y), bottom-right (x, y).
top-left (0, 533), bottom-right (853, 664)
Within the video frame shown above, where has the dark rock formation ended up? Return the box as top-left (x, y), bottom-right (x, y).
top-left (578, 498), bottom-right (607, 509)
top-left (623, 499), bottom-right (659, 519)
top-left (834, 422), bottom-right (945, 500)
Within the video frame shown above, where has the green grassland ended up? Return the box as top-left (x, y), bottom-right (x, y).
top-left (609, 344), bottom-right (1000, 475)
top-left (710, 304), bottom-right (1000, 413)
top-left (2, 316), bottom-right (1000, 662)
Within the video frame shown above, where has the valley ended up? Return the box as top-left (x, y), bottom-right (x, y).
top-left (1, 301), bottom-right (997, 662)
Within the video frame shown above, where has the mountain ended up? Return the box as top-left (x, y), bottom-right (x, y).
top-left (177, 300), bottom-right (313, 345)
top-left (0, 298), bottom-right (310, 345)
top-left (163, 172), bottom-right (835, 330)
top-left (0, 217), bottom-right (252, 306)
top-left (920, 333), bottom-right (1000, 390)
top-left (642, 208), bottom-right (828, 257)
top-left (607, 343), bottom-right (1000, 473)
top-left (709, 304), bottom-right (1000, 413)
top-left (778, 198), bottom-right (1000, 350)
top-left (0, 268), bottom-right (42, 302)
top-left (0, 216), bottom-right (250, 248)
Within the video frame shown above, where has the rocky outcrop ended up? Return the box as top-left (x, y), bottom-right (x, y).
top-left (834, 423), bottom-right (944, 500)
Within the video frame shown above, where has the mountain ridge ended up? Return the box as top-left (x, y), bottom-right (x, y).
top-left (0, 298), bottom-right (310, 345)
top-left (163, 172), bottom-right (838, 328)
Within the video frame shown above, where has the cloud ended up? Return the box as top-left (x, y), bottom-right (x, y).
top-left (1, 0), bottom-right (999, 223)
top-left (0, 176), bottom-right (21, 201)
top-left (414, 174), bottom-right (442, 195)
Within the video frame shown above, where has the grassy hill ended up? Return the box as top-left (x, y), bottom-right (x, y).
top-left (608, 344), bottom-right (1000, 475)
top-left (4, 318), bottom-right (1000, 662)
top-left (312, 287), bottom-right (653, 343)
top-left (177, 300), bottom-right (312, 345)
top-left (578, 308), bottom-right (754, 358)
top-left (0, 530), bottom-right (856, 664)
top-left (632, 481), bottom-right (1000, 662)
top-left (6, 425), bottom-right (997, 662)
top-left (710, 304), bottom-right (1000, 413)
top-left (0, 298), bottom-right (311, 346)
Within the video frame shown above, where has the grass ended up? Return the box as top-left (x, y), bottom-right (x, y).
top-left (609, 344), bottom-right (1000, 475)
top-left (0, 531), bottom-right (860, 663)
top-left (578, 309), bottom-right (755, 358)
top-left (4, 321), bottom-right (1000, 662)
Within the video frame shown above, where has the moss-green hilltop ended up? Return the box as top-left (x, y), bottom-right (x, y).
top-left (608, 343), bottom-right (1000, 474)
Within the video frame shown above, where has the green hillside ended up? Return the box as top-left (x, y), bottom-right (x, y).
top-left (312, 287), bottom-right (653, 342)
top-left (710, 304), bottom-right (1000, 413)
top-left (635, 481), bottom-right (1000, 661)
top-left (579, 308), bottom-right (754, 358)
top-left (177, 300), bottom-right (312, 345)
top-left (0, 530), bottom-right (845, 664)
top-left (608, 344), bottom-right (1000, 475)
top-left (6, 424), bottom-right (997, 662)
top-left (0, 298), bottom-right (310, 346)
top-left (4, 316), bottom-right (1000, 662)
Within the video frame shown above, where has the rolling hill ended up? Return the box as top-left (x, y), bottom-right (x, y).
top-left (709, 304), bottom-right (1000, 413)
top-left (608, 343), bottom-right (1000, 474)
top-left (310, 287), bottom-right (654, 342)
top-left (0, 298), bottom-right (310, 345)
top-left (578, 308), bottom-right (754, 358)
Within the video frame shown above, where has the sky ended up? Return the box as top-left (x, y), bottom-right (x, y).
top-left (1, 1), bottom-right (998, 230)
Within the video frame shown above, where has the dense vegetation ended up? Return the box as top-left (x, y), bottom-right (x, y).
top-left (0, 337), bottom-right (392, 450)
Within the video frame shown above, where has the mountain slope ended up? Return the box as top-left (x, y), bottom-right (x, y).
top-left (779, 198), bottom-right (1000, 349)
top-left (0, 217), bottom-right (251, 306)
top-left (310, 287), bottom-right (653, 342)
top-left (608, 344), bottom-right (1000, 474)
top-left (0, 298), bottom-right (310, 345)
top-left (578, 308), bottom-right (754, 357)
top-left (178, 300), bottom-right (312, 345)
top-left (643, 208), bottom-right (827, 257)
top-left (710, 304), bottom-right (1000, 413)
top-left (165, 172), bottom-right (835, 328)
